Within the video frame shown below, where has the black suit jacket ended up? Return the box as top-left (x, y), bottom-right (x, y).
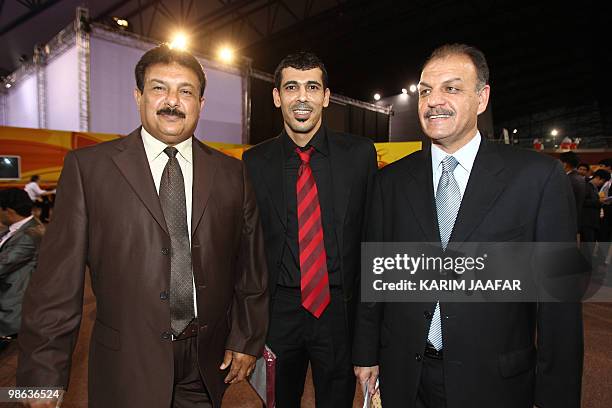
top-left (353, 139), bottom-right (583, 408)
top-left (568, 169), bottom-right (586, 228)
top-left (581, 181), bottom-right (601, 230)
top-left (243, 128), bottom-right (377, 335)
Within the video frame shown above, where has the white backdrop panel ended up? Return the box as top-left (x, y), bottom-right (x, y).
top-left (46, 46), bottom-right (80, 132)
top-left (90, 36), bottom-right (243, 143)
top-left (90, 36), bottom-right (141, 135)
top-left (5, 73), bottom-right (38, 129)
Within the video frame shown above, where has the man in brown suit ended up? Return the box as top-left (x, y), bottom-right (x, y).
top-left (17, 44), bottom-right (268, 408)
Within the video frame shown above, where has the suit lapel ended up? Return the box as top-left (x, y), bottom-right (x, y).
top-left (450, 139), bottom-right (508, 243)
top-left (262, 137), bottom-right (287, 228)
top-left (402, 147), bottom-right (440, 242)
top-left (328, 132), bottom-right (354, 248)
top-left (191, 139), bottom-right (217, 236)
top-left (112, 128), bottom-right (168, 235)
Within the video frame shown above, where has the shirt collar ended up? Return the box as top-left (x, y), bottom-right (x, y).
top-left (141, 127), bottom-right (193, 164)
top-left (9, 215), bottom-right (34, 233)
top-left (431, 131), bottom-right (481, 173)
top-left (281, 125), bottom-right (329, 160)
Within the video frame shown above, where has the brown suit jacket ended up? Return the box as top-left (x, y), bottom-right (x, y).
top-left (16, 128), bottom-right (268, 408)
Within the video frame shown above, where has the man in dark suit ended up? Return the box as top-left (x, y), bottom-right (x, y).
top-left (243, 52), bottom-right (377, 407)
top-left (560, 151), bottom-right (586, 233)
top-left (581, 169), bottom-right (610, 260)
top-left (0, 189), bottom-right (44, 352)
top-left (353, 44), bottom-right (583, 408)
top-left (17, 44), bottom-right (268, 408)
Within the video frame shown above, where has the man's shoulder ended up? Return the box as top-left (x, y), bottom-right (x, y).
top-left (327, 130), bottom-right (374, 151)
top-left (242, 137), bottom-right (280, 162)
top-left (489, 142), bottom-right (560, 173)
top-left (377, 148), bottom-right (424, 179)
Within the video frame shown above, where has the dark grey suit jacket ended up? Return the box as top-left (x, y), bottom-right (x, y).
top-left (0, 217), bottom-right (43, 336)
top-left (353, 139), bottom-right (583, 408)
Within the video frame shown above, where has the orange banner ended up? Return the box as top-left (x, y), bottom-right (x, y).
top-left (1, 126), bottom-right (421, 187)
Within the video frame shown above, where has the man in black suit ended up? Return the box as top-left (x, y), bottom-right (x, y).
top-left (243, 52), bottom-right (377, 407)
top-left (353, 44), bottom-right (583, 408)
top-left (560, 151), bottom-right (586, 233)
top-left (581, 169), bottom-right (610, 259)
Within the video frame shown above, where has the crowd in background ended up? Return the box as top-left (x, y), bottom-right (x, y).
top-left (560, 152), bottom-right (612, 269)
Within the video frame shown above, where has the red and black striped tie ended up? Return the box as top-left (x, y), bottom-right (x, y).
top-left (295, 146), bottom-right (330, 318)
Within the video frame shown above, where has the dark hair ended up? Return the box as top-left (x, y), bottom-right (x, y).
top-left (0, 188), bottom-right (33, 217)
top-left (274, 51), bottom-right (329, 89)
top-left (598, 158), bottom-right (612, 168)
top-left (593, 169), bottom-right (611, 181)
top-left (559, 151), bottom-right (580, 168)
top-left (577, 162), bottom-right (590, 170)
top-left (30, 175), bottom-right (39, 182)
top-left (423, 43), bottom-right (489, 90)
top-left (135, 44), bottom-right (207, 98)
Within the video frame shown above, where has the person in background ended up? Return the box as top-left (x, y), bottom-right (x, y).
top-left (577, 163), bottom-right (591, 178)
top-left (23, 175), bottom-right (54, 223)
top-left (0, 188), bottom-right (44, 353)
top-left (581, 169), bottom-right (611, 262)
top-left (560, 151), bottom-right (586, 234)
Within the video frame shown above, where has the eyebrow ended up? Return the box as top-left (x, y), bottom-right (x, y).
top-left (282, 80), bottom-right (323, 87)
top-left (149, 78), bottom-right (196, 88)
top-left (419, 77), bottom-right (463, 88)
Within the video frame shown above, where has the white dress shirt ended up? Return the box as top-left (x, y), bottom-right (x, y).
top-left (0, 215), bottom-right (34, 250)
top-left (24, 182), bottom-right (46, 201)
top-left (141, 127), bottom-right (198, 317)
top-left (431, 131), bottom-right (481, 198)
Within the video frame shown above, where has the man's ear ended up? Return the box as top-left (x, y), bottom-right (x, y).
top-left (477, 84), bottom-right (490, 115)
top-left (134, 88), bottom-right (142, 107)
top-left (199, 96), bottom-right (206, 112)
top-left (273, 88), bottom-right (281, 108)
top-left (323, 88), bottom-right (330, 108)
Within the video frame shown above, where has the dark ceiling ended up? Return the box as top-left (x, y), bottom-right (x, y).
top-left (0, 0), bottom-right (608, 145)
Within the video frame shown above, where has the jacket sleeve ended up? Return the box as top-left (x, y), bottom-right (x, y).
top-left (0, 234), bottom-right (38, 280)
top-left (534, 161), bottom-right (583, 408)
top-left (16, 151), bottom-right (88, 389)
top-left (352, 171), bottom-right (384, 366)
top-left (224, 161), bottom-right (269, 357)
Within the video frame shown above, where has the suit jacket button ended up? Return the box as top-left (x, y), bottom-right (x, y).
top-left (161, 248), bottom-right (170, 255)
top-left (415, 353), bottom-right (422, 362)
top-left (161, 331), bottom-right (171, 340)
top-left (160, 291), bottom-right (168, 300)
top-left (199, 324), bottom-right (208, 331)
top-left (276, 260), bottom-right (281, 267)
top-left (424, 311), bottom-right (432, 320)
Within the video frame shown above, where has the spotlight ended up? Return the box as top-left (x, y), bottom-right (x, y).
top-left (401, 88), bottom-right (408, 95)
top-left (3, 158), bottom-right (10, 165)
top-left (113, 17), bottom-right (129, 28)
top-left (218, 46), bottom-right (235, 63)
top-left (409, 84), bottom-right (417, 93)
top-left (512, 129), bottom-right (518, 134)
top-left (5, 83), bottom-right (11, 89)
top-left (373, 93), bottom-right (381, 101)
top-left (170, 33), bottom-right (188, 51)
top-left (551, 129), bottom-right (559, 137)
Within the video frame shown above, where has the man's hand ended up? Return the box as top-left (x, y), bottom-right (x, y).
top-left (354, 365), bottom-right (379, 396)
top-left (220, 350), bottom-right (256, 384)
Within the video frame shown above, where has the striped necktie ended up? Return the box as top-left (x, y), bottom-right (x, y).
top-left (296, 146), bottom-right (330, 318)
top-left (428, 155), bottom-right (461, 351)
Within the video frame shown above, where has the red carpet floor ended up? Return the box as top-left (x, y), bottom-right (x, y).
top-left (1, 275), bottom-right (610, 407)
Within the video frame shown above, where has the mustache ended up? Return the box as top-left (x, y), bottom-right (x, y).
top-left (292, 103), bottom-right (313, 111)
top-left (157, 107), bottom-right (186, 118)
top-left (424, 109), bottom-right (454, 118)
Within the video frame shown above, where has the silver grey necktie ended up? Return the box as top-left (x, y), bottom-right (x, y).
top-left (159, 146), bottom-right (194, 336)
top-left (428, 155), bottom-right (461, 351)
